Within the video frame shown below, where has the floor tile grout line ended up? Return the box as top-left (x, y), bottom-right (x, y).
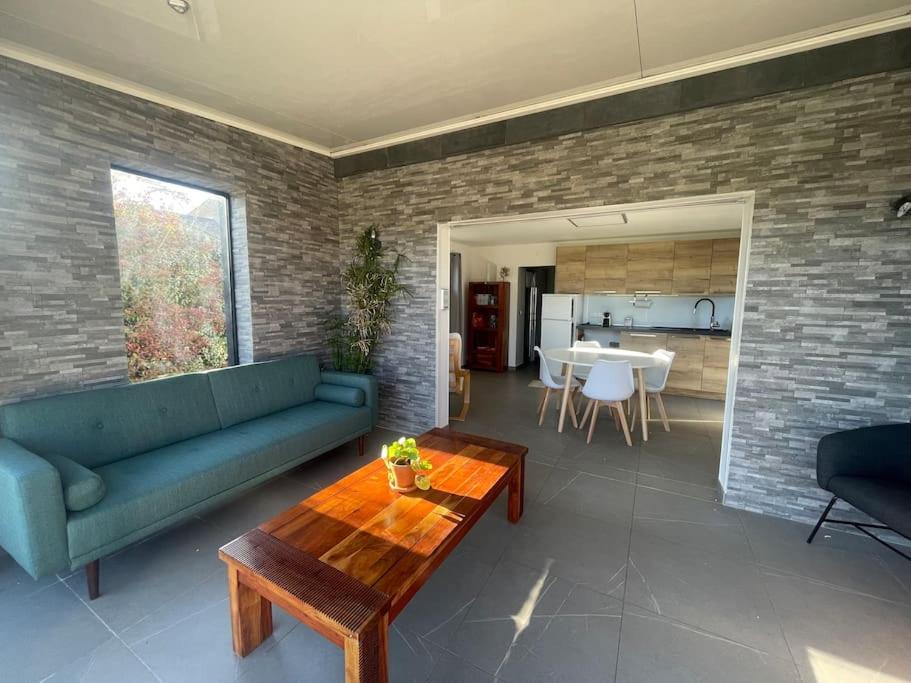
top-left (738, 520), bottom-right (806, 681)
top-left (60, 578), bottom-right (163, 683)
top-left (623, 608), bottom-right (800, 662)
top-left (613, 459), bottom-right (639, 683)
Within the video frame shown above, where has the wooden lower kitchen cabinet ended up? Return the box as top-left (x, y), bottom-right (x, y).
top-left (702, 337), bottom-right (731, 394)
top-left (618, 331), bottom-right (732, 399)
top-left (666, 334), bottom-right (706, 392)
top-left (619, 331), bottom-right (668, 354)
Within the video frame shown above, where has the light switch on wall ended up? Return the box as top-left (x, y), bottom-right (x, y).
top-left (440, 288), bottom-right (449, 310)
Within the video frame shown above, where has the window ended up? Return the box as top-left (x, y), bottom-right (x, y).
top-left (110, 169), bottom-right (236, 382)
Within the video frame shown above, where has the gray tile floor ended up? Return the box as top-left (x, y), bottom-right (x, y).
top-left (3, 367), bottom-right (910, 682)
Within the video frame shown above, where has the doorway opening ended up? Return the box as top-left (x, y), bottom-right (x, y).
top-left (515, 266), bottom-right (555, 368)
top-left (436, 192), bottom-right (754, 494)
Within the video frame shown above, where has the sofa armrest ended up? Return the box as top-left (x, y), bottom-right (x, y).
top-left (0, 438), bottom-right (69, 579)
top-left (320, 371), bottom-right (378, 426)
top-left (817, 423), bottom-right (911, 490)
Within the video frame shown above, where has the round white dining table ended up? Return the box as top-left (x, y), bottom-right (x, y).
top-left (543, 347), bottom-right (660, 441)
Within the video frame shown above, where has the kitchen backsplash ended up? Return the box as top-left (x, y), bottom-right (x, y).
top-left (583, 294), bottom-right (735, 330)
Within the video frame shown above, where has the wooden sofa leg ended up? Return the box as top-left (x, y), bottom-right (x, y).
top-left (86, 559), bottom-right (100, 600)
top-left (807, 496), bottom-right (837, 545)
top-left (357, 435), bottom-right (366, 457)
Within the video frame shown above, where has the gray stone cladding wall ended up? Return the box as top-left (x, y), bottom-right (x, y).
top-left (339, 68), bottom-right (911, 524)
top-left (0, 56), bottom-right (339, 403)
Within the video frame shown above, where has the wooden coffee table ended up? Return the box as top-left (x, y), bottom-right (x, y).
top-left (218, 428), bottom-right (527, 682)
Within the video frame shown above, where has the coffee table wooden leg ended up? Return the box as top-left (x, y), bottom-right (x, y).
top-left (508, 458), bottom-right (525, 523)
top-left (227, 566), bottom-right (273, 657)
top-left (344, 613), bottom-right (389, 683)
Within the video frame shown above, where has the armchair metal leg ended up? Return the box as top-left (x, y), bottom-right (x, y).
top-left (806, 496), bottom-right (838, 544)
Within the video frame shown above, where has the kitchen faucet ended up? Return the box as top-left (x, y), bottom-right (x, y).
top-left (694, 298), bottom-right (720, 330)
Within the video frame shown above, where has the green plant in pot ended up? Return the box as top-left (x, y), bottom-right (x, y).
top-left (381, 437), bottom-right (432, 492)
top-left (327, 227), bottom-right (412, 374)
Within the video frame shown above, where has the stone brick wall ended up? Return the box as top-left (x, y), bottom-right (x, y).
top-left (339, 69), bottom-right (911, 524)
top-left (0, 56), bottom-right (339, 403)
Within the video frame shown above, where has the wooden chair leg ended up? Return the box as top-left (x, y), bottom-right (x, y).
top-left (86, 559), bottom-right (100, 600)
top-left (586, 401), bottom-right (600, 444)
top-left (537, 389), bottom-right (547, 415)
top-left (616, 402), bottom-right (633, 447)
top-left (579, 398), bottom-right (594, 430)
top-left (568, 388), bottom-right (579, 429)
top-left (630, 395), bottom-right (638, 431)
top-left (654, 392), bottom-right (670, 432)
top-left (612, 405), bottom-right (621, 431)
top-left (538, 388), bottom-right (552, 426)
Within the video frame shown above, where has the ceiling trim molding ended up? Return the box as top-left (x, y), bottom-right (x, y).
top-left (0, 40), bottom-right (332, 157)
top-left (331, 13), bottom-right (911, 158)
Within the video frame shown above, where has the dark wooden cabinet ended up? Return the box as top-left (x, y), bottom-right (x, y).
top-left (466, 281), bottom-right (510, 372)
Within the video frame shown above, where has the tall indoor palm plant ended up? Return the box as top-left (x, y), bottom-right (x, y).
top-left (328, 227), bottom-right (411, 373)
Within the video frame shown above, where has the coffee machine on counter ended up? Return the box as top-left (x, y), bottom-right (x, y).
top-left (601, 312), bottom-right (612, 327)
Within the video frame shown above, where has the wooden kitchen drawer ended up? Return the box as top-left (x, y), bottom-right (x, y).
top-left (620, 331), bottom-right (668, 354)
top-left (666, 334), bottom-right (706, 391)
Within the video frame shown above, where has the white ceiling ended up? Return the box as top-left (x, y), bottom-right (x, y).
top-left (0, 1), bottom-right (909, 154)
top-left (451, 202), bottom-right (744, 246)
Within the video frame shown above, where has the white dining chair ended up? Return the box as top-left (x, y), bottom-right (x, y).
top-left (571, 339), bottom-right (601, 381)
top-left (631, 349), bottom-right (676, 432)
top-left (579, 360), bottom-right (636, 446)
top-left (534, 346), bottom-right (580, 428)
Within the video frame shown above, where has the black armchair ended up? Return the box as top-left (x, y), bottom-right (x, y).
top-left (808, 423), bottom-right (911, 561)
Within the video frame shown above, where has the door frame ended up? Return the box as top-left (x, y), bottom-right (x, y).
top-left (435, 190), bottom-right (755, 492)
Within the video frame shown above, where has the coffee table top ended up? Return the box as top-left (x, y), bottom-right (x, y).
top-left (254, 428), bottom-right (526, 615)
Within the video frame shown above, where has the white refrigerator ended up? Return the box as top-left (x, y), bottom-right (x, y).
top-left (540, 294), bottom-right (583, 351)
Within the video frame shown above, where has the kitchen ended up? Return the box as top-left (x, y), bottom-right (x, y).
top-left (446, 197), bottom-right (750, 490)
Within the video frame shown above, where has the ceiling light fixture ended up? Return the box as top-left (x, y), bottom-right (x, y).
top-left (568, 213), bottom-right (628, 228)
top-left (167, 0), bottom-right (190, 14)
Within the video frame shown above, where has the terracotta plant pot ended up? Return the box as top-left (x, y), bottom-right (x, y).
top-left (390, 462), bottom-right (416, 492)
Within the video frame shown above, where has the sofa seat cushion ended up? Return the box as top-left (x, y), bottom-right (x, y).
top-left (66, 401), bottom-right (371, 560)
top-left (42, 454), bottom-right (106, 512)
top-left (827, 476), bottom-right (911, 538)
top-left (314, 383), bottom-right (365, 407)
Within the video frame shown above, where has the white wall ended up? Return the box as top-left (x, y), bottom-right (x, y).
top-left (450, 240), bottom-right (558, 367)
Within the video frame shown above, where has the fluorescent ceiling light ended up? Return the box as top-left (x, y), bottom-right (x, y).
top-left (569, 213), bottom-right (628, 228)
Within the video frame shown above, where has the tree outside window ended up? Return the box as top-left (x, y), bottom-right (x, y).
top-left (110, 169), bottom-right (235, 382)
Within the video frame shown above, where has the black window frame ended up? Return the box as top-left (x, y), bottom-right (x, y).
top-left (110, 165), bottom-right (239, 369)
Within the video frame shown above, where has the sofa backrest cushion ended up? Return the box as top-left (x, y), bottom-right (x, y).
top-left (0, 373), bottom-right (222, 468)
top-left (207, 355), bottom-right (321, 428)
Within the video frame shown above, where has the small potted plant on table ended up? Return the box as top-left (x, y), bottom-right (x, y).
top-left (382, 437), bottom-right (432, 492)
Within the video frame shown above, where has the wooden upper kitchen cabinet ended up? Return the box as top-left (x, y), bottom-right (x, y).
top-left (555, 246), bottom-right (586, 293)
top-left (584, 244), bottom-right (628, 294)
top-left (666, 334), bottom-right (706, 392)
top-left (702, 337), bottom-right (731, 394)
top-left (626, 241), bottom-right (675, 293)
top-left (672, 240), bottom-right (712, 294)
top-left (709, 238), bottom-right (739, 294)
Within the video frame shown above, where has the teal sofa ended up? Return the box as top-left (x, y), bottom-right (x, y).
top-left (0, 355), bottom-right (376, 598)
